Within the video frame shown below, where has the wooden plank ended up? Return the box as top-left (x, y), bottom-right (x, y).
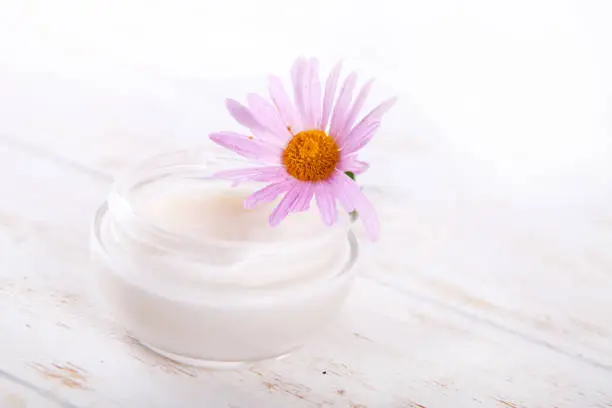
top-left (361, 186), bottom-right (612, 369)
top-left (0, 124), bottom-right (611, 407)
top-left (1, 371), bottom-right (75, 408)
top-left (3, 72), bottom-right (612, 371)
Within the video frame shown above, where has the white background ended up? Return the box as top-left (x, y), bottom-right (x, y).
top-left (0, 2), bottom-right (612, 406)
top-left (1, 0), bottom-right (611, 203)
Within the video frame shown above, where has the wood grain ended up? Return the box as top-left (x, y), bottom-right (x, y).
top-left (0, 102), bottom-right (611, 406)
top-left (2, 71), bottom-right (612, 371)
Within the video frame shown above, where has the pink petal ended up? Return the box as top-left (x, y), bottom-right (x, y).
top-left (338, 155), bottom-right (370, 174)
top-left (336, 78), bottom-right (374, 145)
top-left (209, 132), bottom-right (281, 163)
top-left (309, 58), bottom-right (322, 129)
top-left (214, 166), bottom-right (288, 184)
top-left (343, 118), bottom-right (378, 146)
top-left (268, 75), bottom-right (302, 133)
top-left (293, 182), bottom-right (314, 212)
top-left (329, 72), bottom-right (358, 139)
top-left (330, 172), bottom-right (356, 213)
top-left (269, 184), bottom-right (302, 226)
top-left (341, 121), bottom-right (380, 154)
top-left (301, 60), bottom-right (315, 129)
top-left (315, 182), bottom-right (338, 226)
top-left (348, 96), bottom-right (397, 136)
top-left (351, 187), bottom-right (379, 241)
top-left (245, 179), bottom-right (295, 209)
top-left (247, 93), bottom-right (292, 142)
top-left (225, 99), bottom-right (277, 143)
top-left (225, 99), bottom-right (263, 131)
top-left (320, 61), bottom-right (342, 132)
top-left (291, 57), bottom-right (309, 129)
top-left (330, 171), bottom-right (379, 240)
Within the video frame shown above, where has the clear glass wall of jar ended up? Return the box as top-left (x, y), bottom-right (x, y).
top-left (90, 149), bottom-right (359, 369)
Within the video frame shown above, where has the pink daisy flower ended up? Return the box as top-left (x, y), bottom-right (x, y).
top-left (209, 57), bottom-right (396, 241)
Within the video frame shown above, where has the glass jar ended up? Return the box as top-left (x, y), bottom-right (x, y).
top-left (90, 149), bottom-right (359, 369)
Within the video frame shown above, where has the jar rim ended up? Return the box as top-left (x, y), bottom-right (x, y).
top-left (91, 201), bottom-right (360, 296)
top-left (107, 148), bottom-right (351, 253)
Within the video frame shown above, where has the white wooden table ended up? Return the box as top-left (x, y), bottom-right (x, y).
top-left (1, 1), bottom-right (612, 407)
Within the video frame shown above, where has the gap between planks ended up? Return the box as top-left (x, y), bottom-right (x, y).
top-left (1, 132), bottom-right (611, 378)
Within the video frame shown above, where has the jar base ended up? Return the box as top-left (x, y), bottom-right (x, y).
top-left (139, 341), bottom-right (294, 370)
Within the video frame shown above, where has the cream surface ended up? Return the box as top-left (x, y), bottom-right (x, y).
top-left (104, 178), bottom-right (350, 289)
top-left (132, 179), bottom-right (335, 244)
top-left (94, 178), bottom-right (355, 364)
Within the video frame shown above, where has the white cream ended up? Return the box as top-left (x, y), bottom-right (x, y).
top-left (116, 179), bottom-right (349, 287)
top-left (133, 179), bottom-right (331, 243)
top-left (91, 173), bottom-right (357, 367)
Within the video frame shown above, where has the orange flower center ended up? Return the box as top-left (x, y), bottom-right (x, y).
top-left (282, 130), bottom-right (340, 182)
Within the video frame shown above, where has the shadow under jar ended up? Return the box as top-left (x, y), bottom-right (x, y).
top-left (90, 149), bottom-right (359, 369)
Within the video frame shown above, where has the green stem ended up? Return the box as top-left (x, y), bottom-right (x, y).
top-left (345, 171), bottom-right (358, 220)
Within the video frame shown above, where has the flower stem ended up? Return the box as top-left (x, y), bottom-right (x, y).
top-left (345, 171), bottom-right (359, 220)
